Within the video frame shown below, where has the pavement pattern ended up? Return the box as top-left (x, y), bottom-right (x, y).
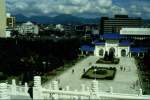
top-left (43, 56), bottom-right (141, 94)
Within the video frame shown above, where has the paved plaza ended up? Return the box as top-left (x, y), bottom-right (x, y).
top-left (43, 56), bottom-right (141, 94)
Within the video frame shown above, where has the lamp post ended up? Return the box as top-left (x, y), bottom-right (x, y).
top-left (42, 61), bottom-right (46, 73)
top-left (94, 66), bottom-right (97, 80)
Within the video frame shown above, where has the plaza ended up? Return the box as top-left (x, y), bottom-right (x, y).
top-left (43, 56), bottom-right (141, 94)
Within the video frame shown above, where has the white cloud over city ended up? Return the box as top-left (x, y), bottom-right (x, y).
top-left (6, 0), bottom-right (150, 18)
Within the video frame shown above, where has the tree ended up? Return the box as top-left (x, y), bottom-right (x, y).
top-left (11, 30), bottom-right (19, 37)
top-left (104, 51), bottom-right (109, 61)
top-left (108, 51), bottom-right (114, 61)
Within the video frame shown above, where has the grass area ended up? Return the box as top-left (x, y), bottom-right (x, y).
top-left (82, 67), bottom-right (116, 80)
top-left (96, 58), bottom-right (120, 64)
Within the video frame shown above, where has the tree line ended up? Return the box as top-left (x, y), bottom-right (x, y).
top-left (0, 37), bottom-right (80, 83)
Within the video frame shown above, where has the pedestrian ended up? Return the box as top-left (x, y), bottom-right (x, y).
top-left (72, 69), bottom-right (74, 73)
top-left (124, 67), bottom-right (126, 71)
top-left (133, 83), bottom-right (135, 89)
top-left (83, 68), bottom-right (86, 73)
top-left (120, 66), bottom-right (123, 71)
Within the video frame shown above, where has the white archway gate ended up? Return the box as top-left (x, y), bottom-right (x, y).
top-left (94, 41), bottom-right (130, 58)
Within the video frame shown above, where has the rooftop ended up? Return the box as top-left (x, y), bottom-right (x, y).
top-left (93, 40), bottom-right (105, 45)
top-left (80, 45), bottom-right (95, 52)
top-left (130, 47), bottom-right (145, 53)
top-left (119, 40), bottom-right (130, 46)
top-left (101, 33), bottom-right (122, 40)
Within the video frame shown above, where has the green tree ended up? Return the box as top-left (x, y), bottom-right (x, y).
top-left (104, 51), bottom-right (109, 61)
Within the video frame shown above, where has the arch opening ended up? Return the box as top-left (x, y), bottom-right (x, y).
top-left (121, 49), bottom-right (126, 57)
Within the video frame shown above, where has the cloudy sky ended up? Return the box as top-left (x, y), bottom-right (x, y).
top-left (6, 0), bottom-right (150, 19)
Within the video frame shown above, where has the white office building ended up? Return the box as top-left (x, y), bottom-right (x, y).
top-left (55, 24), bottom-right (64, 31)
top-left (17, 21), bottom-right (39, 35)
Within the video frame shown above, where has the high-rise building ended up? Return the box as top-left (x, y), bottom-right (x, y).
top-left (0, 0), bottom-right (6, 37)
top-left (100, 15), bottom-right (144, 34)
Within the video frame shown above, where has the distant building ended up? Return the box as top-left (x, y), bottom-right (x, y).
top-left (6, 13), bottom-right (16, 28)
top-left (81, 28), bottom-right (150, 57)
top-left (92, 29), bottom-right (99, 35)
top-left (16, 21), bottom-right (39, 35)
top-left (120, 28), bottom-right (150, 40)
top-left (76, 24), bottom-right (98, 33)
top-left (100, 15), bottom-right (144, 34)
top-left (75, 24), bottom-right (98, 37)
top-left (0, 0), bottom-right (6, 37)
top-left (63, 24), bottom-right (75, 35)
top-left (55, 24), bottom-right (64, 31)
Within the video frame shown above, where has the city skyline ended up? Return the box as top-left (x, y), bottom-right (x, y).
top-left (6, 0), bottom-right (150, 19)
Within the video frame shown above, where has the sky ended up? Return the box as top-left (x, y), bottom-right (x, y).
top-left (6, 0), bottom-right (150, 19)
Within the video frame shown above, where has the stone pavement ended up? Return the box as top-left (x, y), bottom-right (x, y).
top-left (43, 56), bottom-right (141, 94)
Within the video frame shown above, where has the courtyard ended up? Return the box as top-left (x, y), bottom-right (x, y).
top-left (43, 56), bottom-right (141, 94)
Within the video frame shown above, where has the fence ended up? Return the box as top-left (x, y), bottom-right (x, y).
top-left (0, 76), bottom-right (150, 100)
top-left (0, 79), bottom-right (30, 99)
top-left (33, 76), bottom-right (150, 100)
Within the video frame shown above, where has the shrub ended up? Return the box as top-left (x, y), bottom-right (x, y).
top-left (96, 58), bottom-right (119, 64)
top-left (82, 67), bottom-right (116, 80)
top-left (95, 70), bottom-right (107, 75)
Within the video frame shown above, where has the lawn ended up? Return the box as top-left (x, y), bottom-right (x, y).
top-left (96, 58), bottom-right (120, 64)
top-left (82, 66), bottom-right (116, 80)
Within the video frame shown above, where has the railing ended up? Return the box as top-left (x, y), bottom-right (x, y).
top-left (1, 76), bottom-right (150, 100)
top-left (39, 88), bottom-right (150, 100)
top-left (33, 76), bottom-right (150, 100)
top-left (0, 79), bottom-right (30, 99)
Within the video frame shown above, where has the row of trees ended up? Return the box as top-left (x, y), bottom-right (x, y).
top-left (104, 51), bottom-right (115, 61)
top-left (140, 50), bottom-right (150, 70)
top-left (0, 37), bottom-right (80, 83)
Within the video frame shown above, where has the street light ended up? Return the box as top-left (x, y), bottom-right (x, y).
top-left (94, 66), bottom-right (97, 80)
top-left (42, 61), bottom-right (46, 73)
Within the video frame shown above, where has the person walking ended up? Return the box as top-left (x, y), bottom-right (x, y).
top-left (83, 68), bottom-right (86, 73)
top-left (72, 69), bottom-right (74, 73)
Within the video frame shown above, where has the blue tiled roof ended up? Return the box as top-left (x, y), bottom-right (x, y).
top-left (95, 42), bottom-right (105, 45)
top-left (102, 33), bottom-right (121, 39)
top-left (93, 40), bottom-right (105, 45)
top-left (100, 33), bottom-right (128, 40)
top-left (130, 47), bottom-right (145, 53)
top-left (80, 45), bottom-right (95, 52)
top-left (119, 40), bottom-right (130, 46)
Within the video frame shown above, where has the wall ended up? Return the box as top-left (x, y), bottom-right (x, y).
top-left (0, 0), bottom-right (6, 37)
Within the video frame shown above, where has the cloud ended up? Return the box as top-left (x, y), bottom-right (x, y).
top-left (6, 0), bottom-right (150, 18)
top-left (143, 6), bottom-right (150, 13)
top-left (111, 5), bottom-right (128, 15)
top-left (6, 0), bottom-right (113, 16)
top-left (97, 0), bottom-right (112, 8)
top-left (130, 5), bottom-right (142, 16)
